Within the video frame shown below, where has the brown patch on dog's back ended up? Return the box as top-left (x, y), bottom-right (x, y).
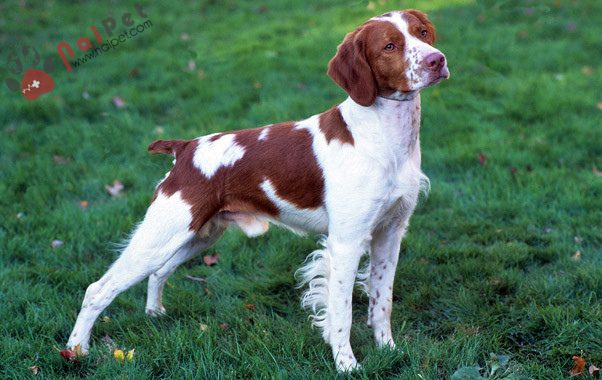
top-left (153, 122), bottom-right (325, 232)
top-left (319, 106), bottom-right (354, 146)
top-left (231, 123), bottom-right (324, 209)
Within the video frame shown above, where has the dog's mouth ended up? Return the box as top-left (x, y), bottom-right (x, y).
top-left (426, 67), bottom-right (450, 87)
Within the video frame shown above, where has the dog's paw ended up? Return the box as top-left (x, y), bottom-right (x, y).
top-left (145, 306), bottom-right (167, 317)
top-left (335, 354), bottom-right (360, 373)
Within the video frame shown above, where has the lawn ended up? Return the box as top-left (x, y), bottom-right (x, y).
top-left (1, 0), bottom-right (601, 378)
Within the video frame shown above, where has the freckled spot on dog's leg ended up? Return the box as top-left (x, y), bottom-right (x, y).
top-left (376, 290), bottom-right (380, 298)
top-left (338, 328), bottom-right (342, 333)
top-left (338, 280), bottom-right (342, 284)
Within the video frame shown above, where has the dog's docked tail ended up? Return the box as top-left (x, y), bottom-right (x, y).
top-left (147, 139), bottom-right (190, 156)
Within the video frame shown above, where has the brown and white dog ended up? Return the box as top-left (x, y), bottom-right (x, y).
top-left (67, 9), bottom-right (449, 371)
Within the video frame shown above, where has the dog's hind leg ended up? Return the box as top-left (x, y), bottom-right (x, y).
top-left (67, 191), bottom-right (203, 353)
top-left (145, 218), bottom-right (227, 316)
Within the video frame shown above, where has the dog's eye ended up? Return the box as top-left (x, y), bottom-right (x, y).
top-left (420, 29), bottom-right (428, 38)
top-left (384, 43), bottom-right (395, 51)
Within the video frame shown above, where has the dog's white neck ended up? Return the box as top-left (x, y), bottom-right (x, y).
top-left (340, 95), bottom-right (421, 158)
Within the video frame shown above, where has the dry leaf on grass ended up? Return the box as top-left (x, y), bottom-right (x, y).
top-left (53, 155), bottom-right (69, 164)
top-left (244, 303), bottom-right (256, 310)
top-left (113, 349), bottom-right (124, 363)
top-left (219, 323), bottom-right (229, 331)
top-left (572, 250), bottom-right (582, 261)
top-left (105, 180), bottom-right (124, 198)
top-left (58, 344), bottom-right (83, 362)
top-left (203, 253), bottom-right (219, 266)
top-left (593, 165), bottom-right (602, 177)
top-left (479, 152), bottom-right (487, 166)
top-left (569, 355), bottom-right (586, 375)
top-left (28, 365), bottom-right (39, 375)
top-left (113, 348), bottom-right (134, 363)
top-left (589, 364), bottom-right (600, 378)
top-left (112, 96), bottom-right (126, 108)
top-left (79, 200), bottom-right (89, 209)
top-left (199, 323), bottom-right (208, 331)
top-left (185, 275), bottom-right (207, 283)
top-left (186, 60), bottom-right (196, 72)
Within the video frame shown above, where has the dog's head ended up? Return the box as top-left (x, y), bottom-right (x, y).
top-left (328, 9), bottom-right (449, 106)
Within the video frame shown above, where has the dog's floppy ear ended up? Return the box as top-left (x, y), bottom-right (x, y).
top-left (406, 9), bottom-right (436, 44)
top-left (327, 27), bottom-right (377, 107)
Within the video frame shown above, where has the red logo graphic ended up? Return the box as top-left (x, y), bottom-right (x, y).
top-left (21, 68), bottom-right (55, 101)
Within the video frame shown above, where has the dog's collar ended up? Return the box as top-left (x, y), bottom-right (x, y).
top-left (378, 91), bottom-right (418, 102)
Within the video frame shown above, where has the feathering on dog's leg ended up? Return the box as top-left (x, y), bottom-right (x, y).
top-left (146, 219), bottom-right (226, 316)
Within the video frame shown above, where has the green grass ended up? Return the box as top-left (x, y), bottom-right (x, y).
top-left (1, 0), bottom-right (601, 378)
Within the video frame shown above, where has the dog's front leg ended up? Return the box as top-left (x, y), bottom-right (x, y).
top-left (325, 237), bottom-right (367, 372)
top-left (367, 218), bottom-right (408, 348)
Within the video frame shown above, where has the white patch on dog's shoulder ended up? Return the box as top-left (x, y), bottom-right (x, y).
top-left (193, 134), bottom-right (246, 178)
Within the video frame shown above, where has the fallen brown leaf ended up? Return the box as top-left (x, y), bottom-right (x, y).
top-left (593, 165), bottom-right (602, 177)
top-left (569, 355), bottom-right (586, 375)
top-left (53, 155), bottom-right (69, 164)
top-left (572, 250), bottom-right (582, 261)
top-left (204, 287), bottom-right (213, 297)
top-left (581, 66), bottom-right (593, 76)
top-left (478, 152), bottom-right (487, 166)
top-left (28, 365), bottom-right (39, 375)
top-left (203, 253), bottom-right (219, 266)
top-left (597, 102), bottom-right (602, 111)
top-left (105, 180), bottom-right (124, 198)
top-left (59, 349), bottom-right (76, 361)
top-left (79, 200), bottom-right (89, 209)
top-left (199, 323), bottom-right (208, 331)
top-left (244, 303), bottom-right (256, 310)
top-left (219, 323), bottom-right (229, 331)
